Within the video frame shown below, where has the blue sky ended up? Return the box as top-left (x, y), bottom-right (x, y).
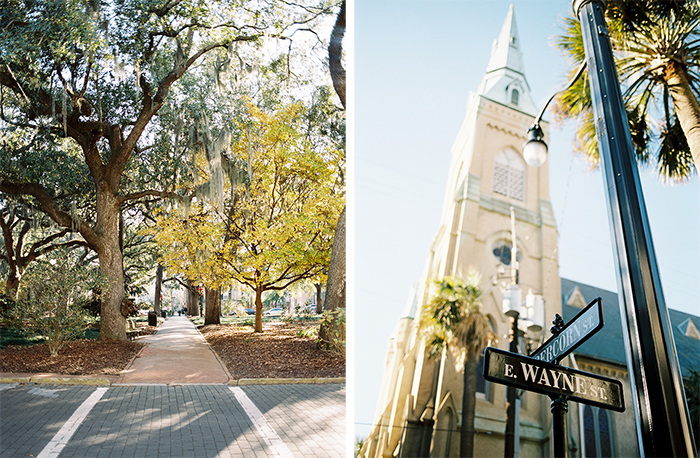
top-left (352, 0), bottom-right (700, 441)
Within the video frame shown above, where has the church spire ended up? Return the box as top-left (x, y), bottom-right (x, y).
top-left (476, 5), bottom-right (538, 116)
top-left (485, 4), bottom-right (524, 76)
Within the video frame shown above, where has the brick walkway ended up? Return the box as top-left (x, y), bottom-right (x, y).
top-left (118, 316), bottom-right (230, 385)
top-left (0, 383), bottom-right (346, 457)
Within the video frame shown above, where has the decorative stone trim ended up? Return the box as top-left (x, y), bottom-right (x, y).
top-left (479, 196), bottom-right (542, 227)
top-left (486, 122), bottom-right (528, 141)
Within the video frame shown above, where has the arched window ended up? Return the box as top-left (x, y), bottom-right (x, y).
top-left (491, 241), bottom-right (521, 266)
top-left (492, 149), bottom-right (526, 201)
top-left (511, 88), bottom-right (520, 106)
top-left (584, 405), bottom-right (615, 457)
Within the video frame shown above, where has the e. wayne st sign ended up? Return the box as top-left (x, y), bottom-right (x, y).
top-left (484, 298), bottom-right (625, 456)
top-left (484, 347), bottom-right (624, 412)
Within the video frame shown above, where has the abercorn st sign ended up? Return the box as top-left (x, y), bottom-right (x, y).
top-left (483, 347), bottom-right (625, 412)
top-left (529, 297), bottom-right (603, 364)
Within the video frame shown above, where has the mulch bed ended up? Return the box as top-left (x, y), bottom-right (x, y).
top-left (0, 340), bottom-right (143, 376)
top-left (199, 321), bottom-right (345, 379)
top-left (0, 320), bottom-right (345, 379)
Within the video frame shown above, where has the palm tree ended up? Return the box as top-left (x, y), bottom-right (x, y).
top-left (554, 1), bottom-right (700, 182)
top-left (418, 270), bottom-right (496, 458)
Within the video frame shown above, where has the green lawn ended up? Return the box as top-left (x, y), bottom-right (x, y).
top-left (189, 314), bottom-right (322, 326)
top-left (0, 324), bottom-right (100, 348)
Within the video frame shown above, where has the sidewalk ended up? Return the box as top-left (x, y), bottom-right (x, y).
top-left (117, 315), bottom-right (231, 385)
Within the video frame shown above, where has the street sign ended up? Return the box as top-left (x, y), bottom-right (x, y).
top-left (529, 297), bottom-right (604, 364)
top-left (483, 347), bottom-right (625, 412)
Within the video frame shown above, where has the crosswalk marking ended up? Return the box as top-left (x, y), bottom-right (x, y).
top-left (37, 387), bottom-right (108, 458)
top-left (229, 386), bottom-right (294, 458)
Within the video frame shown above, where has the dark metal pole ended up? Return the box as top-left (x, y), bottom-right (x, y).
top-left (550, 397), bottom-right (568, 458)
top-left (504, 314), bottom-right (519, 458)
top-left (573, 1), bottom-right (697, 456)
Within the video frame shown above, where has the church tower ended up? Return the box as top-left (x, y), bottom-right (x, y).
top-left (361, 6), bottom-right (563, 457)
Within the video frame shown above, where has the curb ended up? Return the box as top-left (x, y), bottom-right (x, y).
top-left (193, 323), bottom-right (235, 382)
top-left (0, 376), bottom-right (345, 387)
top-left (230, 377), bottom-right (346, 385)
top-left (0, 376), bottom-right (112, 386)
top-left (115, 344), bottom-right (149, 385)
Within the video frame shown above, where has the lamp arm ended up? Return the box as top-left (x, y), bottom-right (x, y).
top-left (532, 60), bottom-right (587, 126)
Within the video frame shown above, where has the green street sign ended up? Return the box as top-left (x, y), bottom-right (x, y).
top-left (529, 297), bottom-right (604, 364)
top-left (484, 347), bottom-right (625, 412)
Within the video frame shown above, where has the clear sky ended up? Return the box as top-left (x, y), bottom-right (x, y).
top-left (353, 0), bottom-right (700, 442)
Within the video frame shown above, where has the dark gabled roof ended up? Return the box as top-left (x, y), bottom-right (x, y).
top-left (668, 308), bottom-right (700, 379)
top-left (560, 278), bottom-right (627, 366)
top-left (560, 278), bottom-right (700, 379)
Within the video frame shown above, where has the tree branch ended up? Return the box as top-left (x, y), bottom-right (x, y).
top-left (0, 180), bottom-right (100, 249)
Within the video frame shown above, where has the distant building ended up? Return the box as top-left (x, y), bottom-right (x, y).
top-left (359, 6), bottom-right (699, 457)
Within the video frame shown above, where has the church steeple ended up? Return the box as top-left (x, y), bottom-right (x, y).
top-left (477, 5), bottom-right (538, 116)
top-left (485, 4), bottom-right (524, 75)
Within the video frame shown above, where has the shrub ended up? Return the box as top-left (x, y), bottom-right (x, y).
top-left (10, 254), bottom-right (103, 356)
top-left (317, 308), bottom-right (345, 355)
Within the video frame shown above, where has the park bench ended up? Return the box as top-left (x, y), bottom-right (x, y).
top-left (126, 319), bottom-right (140, 341)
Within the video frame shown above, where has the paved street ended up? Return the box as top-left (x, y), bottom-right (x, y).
top-left (0, 316), bottom-right (345, 457)
top-left (0, 382), bottom-right (345, 457)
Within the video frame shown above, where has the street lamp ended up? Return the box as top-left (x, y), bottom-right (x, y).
top-left (502, 207), bottom-right (546, 458)
top-left (521, 60), bottom-right (587, 168)
top-left (523, 1), bottom-right (697, 456)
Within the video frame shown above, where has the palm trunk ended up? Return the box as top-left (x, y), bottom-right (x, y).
top-left (665, 61), bottom-right (700, 171)
top-left (204, 287), bottom-right (221, 325)
top-left (460, 349), bottom-right (479, 458)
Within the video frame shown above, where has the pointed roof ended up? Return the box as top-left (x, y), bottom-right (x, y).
top-left (476, 5), bottom-right (538, 116)
top-left (485, 5), bottom-right (525, 76)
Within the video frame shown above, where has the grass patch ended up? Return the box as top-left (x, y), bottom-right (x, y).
top-left (0, 327), bottom-right (46, 348)
top-left (190, 315), bottom-right (323, 326)
top-left (1, 320), bottom-right (101, 349)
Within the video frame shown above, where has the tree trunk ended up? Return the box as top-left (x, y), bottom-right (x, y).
top-left (204, 287), bottom-right (221, 325)
top-left (665, 61), bottom-right (700, 171)
top-left (315, 283), bottom-right (323, 314)
top-left (318, 206), bottom-right (346, 348)
top-left (254, 287), bottom-right (264, 333)
top-left (97, 236), bottom-right (126, 341)
top-left (186, 280), bottom-right (199, 316)
top-left (96, 188), bottom-right (126, 341)
top-left (154, 264), bottom-right (163, 315)
top-left (5, 272), bottom-right (20, 300)
top-left (460, 349), bottom-right (479, 458)
top-left (329, 0), bottom-right (346, 108)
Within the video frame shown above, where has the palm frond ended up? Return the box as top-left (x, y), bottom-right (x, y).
top-left (554, 0), bottom-right (700, 182)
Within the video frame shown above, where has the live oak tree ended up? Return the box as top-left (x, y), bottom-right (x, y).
top-left (555, 0), bottom-right (700, 182)
top-left (0, 0), bottom-right (336, 340)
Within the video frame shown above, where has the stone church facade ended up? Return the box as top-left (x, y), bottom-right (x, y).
top-left (359, 6), bottom-right (699, 458)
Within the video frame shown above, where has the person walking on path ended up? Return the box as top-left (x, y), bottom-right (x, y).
top-left (118, 316), bottom-right (230, 385)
